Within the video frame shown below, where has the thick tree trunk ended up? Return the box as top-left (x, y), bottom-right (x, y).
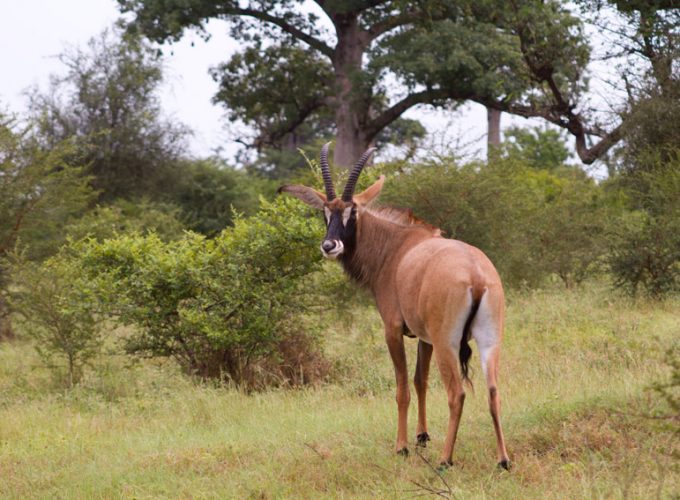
top-left (331, 14), bottom-right (372, 168)
top-left (334, 119), bottom-right (371, 168)
top-left (487, 107), bottom-right (502, 160)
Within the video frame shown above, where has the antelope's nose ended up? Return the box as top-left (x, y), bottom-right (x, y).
top-left (321, 240), bottom-right (336, 252)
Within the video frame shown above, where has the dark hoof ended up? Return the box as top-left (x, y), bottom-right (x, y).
top-left (436, 461), bottom-right (453, 473)
top-left (397, 447), bottom-right (409, 457)
top-left (416, 432), bottom-right (431, 447)
top-left (498, 459), bottom-right (511, 471)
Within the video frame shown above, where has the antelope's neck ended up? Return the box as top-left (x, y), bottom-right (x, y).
top-left (340, 210), bottom-right (432, 291)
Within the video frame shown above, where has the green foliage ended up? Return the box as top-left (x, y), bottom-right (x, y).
top-left (211, 42), bottom-right (334, 151)
top-left (0, 115), bottom-right (94, 339)
top-left (65, 199), bottom-right (186, 242)
top-left (650, 340), bottom-right (680, 422)
top-left (73, 197), bottom-right (327, 387)
top-left (28, 27), bottom-right (189, 201)
top-left (382, 156), bottom-right (613, 288)
top-left (506, 0), bottom-right (591, 102)
top-left (169, 159), bottom-right (274, 234)
top-left (0, 118), bottom-right (94, 262)
top-left (377, 14), bottom-right (528, 102)
top-left (9, 252), bottom-right (102, 387)
top-left (620, 77), bottom-right (680, 172)
top-left (119, 0), bottom-right (603, 166)
top-left (608, 152), bottom-right (680, 296)
top-left (502, 125), bottom-right (571, 170)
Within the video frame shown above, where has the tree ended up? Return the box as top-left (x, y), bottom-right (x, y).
top-left (613, 2), bottom-right (679, 172)
top-left (578, 0), bottom-right (679, 168)
top-left (119, 0), bottom-right (633, 168)
top-left (502, 125), bottom-right (571, 170)
top-left (0, 115), bottom-right (94, 339)
top-left (28, 27), bottom-right (189, 201)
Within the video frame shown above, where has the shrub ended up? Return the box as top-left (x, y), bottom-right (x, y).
top-left (382, 157), bottom-right (612, 288)
top-left (608, 152), bottom-right (680, 297)
top-left (650, 340), bottom-right (680, 423)
top-left (168, 159), bottom-right (275, 236)
top-left (74, 197), bottom-right (328, 388)
top-left (9, 252), bottom-right (102, 387)
top-left (65, 199), bottom-right (186, 242)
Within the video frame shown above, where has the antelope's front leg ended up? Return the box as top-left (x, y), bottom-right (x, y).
top-left (385, 324), bottom-right (410, 455)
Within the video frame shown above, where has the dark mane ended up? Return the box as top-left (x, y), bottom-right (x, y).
top-left (369, 206), bottom-right (443, 236)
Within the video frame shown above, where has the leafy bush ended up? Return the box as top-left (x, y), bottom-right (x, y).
top-left (382, 157), bottom-right (613, 288)
top-left (502, 125), bottom-right (571, 170)
top-left (65, 199), bottom-right (186, 242)
top-left (608, 152), bottom-right (680, 297)
top-left (9, 252), bottom-right (102, 387)
top-left (650, 340), bottom-right (680, 423)
top-left (74, 197), bottom-right (328, 388)
top-left (169, 159), bottom-right (275, 236)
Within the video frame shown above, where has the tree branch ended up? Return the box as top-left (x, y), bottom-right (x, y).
top-left (367, 8), bottom-right (419, 40)
top-left (251, 99), bottom-right (325, 150)
top-left (232, 8), bottom-right (334, 58)
top-left (510, 15), bottom-right (624, 164)
top-left (484, 99), bottom-right (623, 164)
top-left (365, 88), bottom-right (450, 140)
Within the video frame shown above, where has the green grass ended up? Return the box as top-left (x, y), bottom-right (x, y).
top-left (0, 285), bottom-right (678, 498)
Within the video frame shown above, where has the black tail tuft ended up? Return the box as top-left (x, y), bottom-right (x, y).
top-left (460, 298), bottom-right (480, 386)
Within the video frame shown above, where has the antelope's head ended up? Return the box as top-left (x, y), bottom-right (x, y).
top-left (279, 143), bottom-right (384, 259)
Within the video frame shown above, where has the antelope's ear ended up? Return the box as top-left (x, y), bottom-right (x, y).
top-left (278, 184), bottom-right (327, 209)
top-left (353, 175), bottom-right (385, 206)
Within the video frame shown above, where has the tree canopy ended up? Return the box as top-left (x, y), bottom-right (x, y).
top-left (28, 27), bottom-right (189, 201)
top-left (0, 115), bottom-right (94, 338)
top-left (118, 0), bottom-right (652, 169)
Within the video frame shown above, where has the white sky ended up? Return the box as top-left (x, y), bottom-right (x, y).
top-left (0, 0), bottom-right (601, 165)
top-left (0, 0), bottom-right (501, 162)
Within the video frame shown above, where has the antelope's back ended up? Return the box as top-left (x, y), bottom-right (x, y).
top-left (395, 237), bottom-right (503, 339)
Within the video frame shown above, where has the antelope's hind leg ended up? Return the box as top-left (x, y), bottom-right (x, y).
top-left (414, 340), bottom-right (433, 447)
top-left (431, 340), bottom-right (467, 467)
top-left (429, 290), bottom-right (476, 467)
top-left (471, 289), bottom-right (510, 469)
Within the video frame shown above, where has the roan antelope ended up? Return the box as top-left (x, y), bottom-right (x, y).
top-left (279, 144), bottom-right (510, 469)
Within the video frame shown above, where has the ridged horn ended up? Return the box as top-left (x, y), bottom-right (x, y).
top-left (319, 142), bottom-right (336, 201)
top-left (342, 147), bottom-right (376, 201)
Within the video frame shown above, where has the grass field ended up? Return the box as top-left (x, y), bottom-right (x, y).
top-left (0, 285), bottom-right (678, 498)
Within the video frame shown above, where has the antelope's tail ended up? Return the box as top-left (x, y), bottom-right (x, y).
top-left (459, 297), bottom-right (480, 386)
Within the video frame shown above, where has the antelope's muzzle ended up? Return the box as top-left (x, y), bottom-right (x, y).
top-left (321, 239), bottom-right (344, 259)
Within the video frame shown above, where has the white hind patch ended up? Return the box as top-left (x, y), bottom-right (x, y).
top-left (446, 287), bottom-right (474, 352)
top-left (471, 289), bottom-right (500, 379)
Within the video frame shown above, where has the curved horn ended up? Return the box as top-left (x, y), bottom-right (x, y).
top-left (342, 147), bottom-right (376, 201)
top-left (319, 142), bottom-right (336, 200)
